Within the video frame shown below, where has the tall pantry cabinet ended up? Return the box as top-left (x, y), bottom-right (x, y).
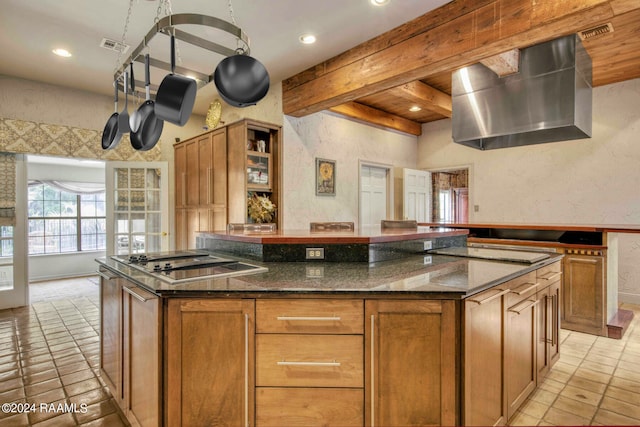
top-left (174, 119), bottom-right (281, 250)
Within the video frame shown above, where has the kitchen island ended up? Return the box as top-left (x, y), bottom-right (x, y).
top-left (97, 239), bottom-right (562, 426)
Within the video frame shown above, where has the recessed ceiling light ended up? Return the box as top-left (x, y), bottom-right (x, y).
top-left (52, 48), bottom-right (72, 58)
top-left (299, 34), bottom-right (316, 45)
top-left (409, 105), bottom-right (422, 112)
top-left (371, 0), bottom-right (390, 6)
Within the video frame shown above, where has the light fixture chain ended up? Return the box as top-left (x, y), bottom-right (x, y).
top-left (227, 0), bottom-right (238, 26)
top-left (114, 0), bottom-right (134, 74)
top-left (227, 0), bottom-right (246, 52)
top-left (162, 0), bottom-right (182, 65)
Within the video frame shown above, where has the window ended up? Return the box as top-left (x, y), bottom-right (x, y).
top-left (28, 183), bottom-right (106, 254)
top-left (439, 189), bottom-right (453, 223)
top-left (0, 226), bottom-right (13, 258)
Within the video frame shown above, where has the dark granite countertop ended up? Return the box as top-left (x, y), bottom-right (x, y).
top-left (96, 251), bottom-right (563, 299)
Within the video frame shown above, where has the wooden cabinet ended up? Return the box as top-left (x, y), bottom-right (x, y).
top-left (123, 284), bottom-right (161, 427)
top-left (99, 269), bottom-right (161, 427)
top-left (505, 273), bottom-right (538, 420)
top-left (227, 119), bottom-right (282, 227)
top-left (166, 299), bottom-right (255, 427)
top-left (536, 262), bottom-right (562, 380)
top-left (255, 299), bottom-right (363, 427)
top-left (99, 267), bottom-right (124, 408)
top-left (562, 250), bottom-right (606, 336)
top-left (174, 128), bottom-right (227, 250)
top-left (366, 300), bottom-right (457, 427)
top-left (464, 285), bottom-right (509, 426)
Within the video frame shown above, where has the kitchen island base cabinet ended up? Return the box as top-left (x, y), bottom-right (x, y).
top-left (256, 388), bottom-right (363, 427)
top-left (166, 299), bottom-right (255, 427)
top-left (366, 300), bottom-right (458, 427)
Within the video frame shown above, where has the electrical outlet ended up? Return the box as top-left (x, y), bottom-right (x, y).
top-left (474, 205), bottom-right (480, 212)
top-left (306, 248), bottom-right (325, 260)
top-left (306, 266), bottom-right (325, 278)
top-left (423, 240), bottom-right (433, 251)
top-left (423, 256), bottom-right (432, 265)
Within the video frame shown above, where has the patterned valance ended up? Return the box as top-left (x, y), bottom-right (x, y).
top-left (0, 118), bottom-right (162, 162)
top-left (0, 152), bottom-right (16, 226)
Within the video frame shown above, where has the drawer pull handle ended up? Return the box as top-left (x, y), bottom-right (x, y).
top-left (97, 269), bottom-right (119, 281)
top-left (276, 316), bottom-right (341, 321)
top-left (277, 360), bottom-right (341, 367)
top-left (508, 299), bottom-right (538, 315)
top-left (540, 272), bottom-right (562, 281)
top-left (511, 282), bottom-right (538, 295)
top-left (122, 285), bottom-right (152, 303)
top-left (467, 288), bottom-right (510, 305)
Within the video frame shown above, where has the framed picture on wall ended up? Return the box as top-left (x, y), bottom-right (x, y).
top-left (316, 158), bottom-right (336, 196)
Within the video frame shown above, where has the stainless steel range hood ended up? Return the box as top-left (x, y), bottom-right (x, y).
top-left (452, 34), bottom-right (592, 150)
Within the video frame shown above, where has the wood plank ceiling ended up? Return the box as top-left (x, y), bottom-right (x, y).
top-left (282, 0), bottom-right (640, 136)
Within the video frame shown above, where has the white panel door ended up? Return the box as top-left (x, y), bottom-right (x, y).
top-left (0, 155), bottom-right (28, 309)
top-left (106, 162), bottom-right (169, 256)
top-left (360, 165), bottom-right (388, 228)
top-left (403, 168), bottom-right (431, 222)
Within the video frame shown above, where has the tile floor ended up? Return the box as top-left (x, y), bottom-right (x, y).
top-left (510, 303), bottom-right (640, 426)
top-left (0, 277), bottom-right (129, 427)
top-left (1, 277), bottom-right (639, 426)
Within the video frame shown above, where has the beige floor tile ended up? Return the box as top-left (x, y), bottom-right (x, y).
top-left (545, 368), bottom-right (572, 383)
top-left (65, 378), bottom-right (102, 397)
top-left (593, 408), bottom-right (640, 426)
top-left (573, 367), bottom-right (612, 385)
top-left (78, 411), bottom-right (129, 427)
top-left (552, 361), bottom-right (579, 375)
top-left (537, 421), bottom-right (556, 426)
top-left (74, 399), bottom-right (117, 425)
top-left (552, 395), bottom-right (598, 420)
top-left (580, 360), bottom-right (616, 375)
top-left (566, 376), bottom-right (608, 394)
top-left (584, 352), bottom-right (620, 366)
top-left (605, 385), bottom-right (640, 406)
top-left (31, 412), bottom-right (76, 427)
top-left (600, 395), bottom-right (640, 420)
top-left (614, 366), bottom-right (640, 383)
top-left (509, 410), bottom-right (540, 426)
top-left (539, 377), bottom-right (565, 394)
top-left (609, 376), bottom-right (640, 394)
top-left (519, 399), bottom-right (550, 419)
top-left (0, 413), bottom-right (30, 427)
top-left (530, 388), bottom-right (559, 406)
top-left (620, 351), bottom-right (640, 363)
top-left (543, 407), bottom-right (590, 426)
top-left (558, 353), bottom-right (584, 366)
top-left (616, 359), bottom-right (639, 372)
top-left (559, 385), bottom-right (603, 407)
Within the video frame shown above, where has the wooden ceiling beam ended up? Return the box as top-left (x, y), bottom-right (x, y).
top-left (283, 0), bottom-right (637, 117)
top-left (386, 81), bottom-right (452, 118)
top-left (329, 102), bottom-right (422, 136)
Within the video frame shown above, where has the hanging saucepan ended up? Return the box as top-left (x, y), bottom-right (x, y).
top-left (101, 72), bottom-right (130, 150)
top-left (154, 34), bottom-right (196, 126)
top-left (214, 50), bottom-right (270, 108)
top-left (130, 54), bottom-right (164, 151)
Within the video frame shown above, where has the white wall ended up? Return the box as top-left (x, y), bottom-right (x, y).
top-left (417, 78), bottom-right (640, 303)
top-left (282, 112), bottom-right (418, 229)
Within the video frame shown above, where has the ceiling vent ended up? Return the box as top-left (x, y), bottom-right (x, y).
top-left (100, 38), bottom-right (130, 54)
top-left (578, 23), bottom-right (613, 41)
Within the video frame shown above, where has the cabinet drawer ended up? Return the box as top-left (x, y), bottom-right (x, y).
top-left (256, 387), bottom-right (364, 427)
top-left (256, 334), bottom-right (363, 387)
top-left (536, 261), bottom-right (563, 289)
top-left (507, 271), bottom-right (538, 306)
top-left (256, 299), bottom-right (363, 334)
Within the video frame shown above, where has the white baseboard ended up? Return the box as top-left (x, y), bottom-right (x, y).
top-left (619, 292), bottom-right (640, 306)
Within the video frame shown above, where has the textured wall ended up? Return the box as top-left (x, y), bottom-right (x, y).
top-left (418, 78), bottom-right (640, 303)
top-left (282, 111), bottom-right (418, 229)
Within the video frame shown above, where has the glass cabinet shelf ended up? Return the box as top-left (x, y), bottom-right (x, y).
top-left (246, 151), bottom-right (272, 191)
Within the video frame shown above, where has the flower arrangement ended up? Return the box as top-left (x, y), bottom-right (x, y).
top-left (247, 194), bottom-right (276, 223)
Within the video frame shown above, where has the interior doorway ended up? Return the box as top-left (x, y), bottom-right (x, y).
top-left (429, 167), bottom-right (469, 223)
top-left (359, 162), bottom-right (393, 228)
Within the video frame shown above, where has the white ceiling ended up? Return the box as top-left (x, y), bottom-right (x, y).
top-left (0, 0), bottom-right (450, 115)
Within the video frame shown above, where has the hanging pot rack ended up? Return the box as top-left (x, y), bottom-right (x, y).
top-left (113, 13), bottom-right (251, 95)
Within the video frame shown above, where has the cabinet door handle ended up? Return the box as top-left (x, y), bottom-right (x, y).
top-left (510, 282), bottom-right (539, 295)
top-left (244, 313), bottom-right (249, 427)
top-left (539, 272), bottom-right (562, 282)
top-left (552, 294), bottom-right (558, 347)
top-left (467, 288), bottom-right (510, 305)
top-left (181, 173), bottom-right (186, 205)
top-left (508, 299), bottom-right (538, 315)
top-left (370, 314), bottom-right (375, 427)
top-left (207, 167), bottom-right (213, 205)
top-left (122, 285), bottom-right (152, 303)
top-left (277, 360), bottom-right (340, 367)
top-left (276, 316), bottom-right (341, 321)
top-left (96, 269), bottom-right (119, 281)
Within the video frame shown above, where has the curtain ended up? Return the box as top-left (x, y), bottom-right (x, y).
top-left (0, 153), bottom-right (16, 226)
top-left (28, 180), bottom-right (105, 195)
